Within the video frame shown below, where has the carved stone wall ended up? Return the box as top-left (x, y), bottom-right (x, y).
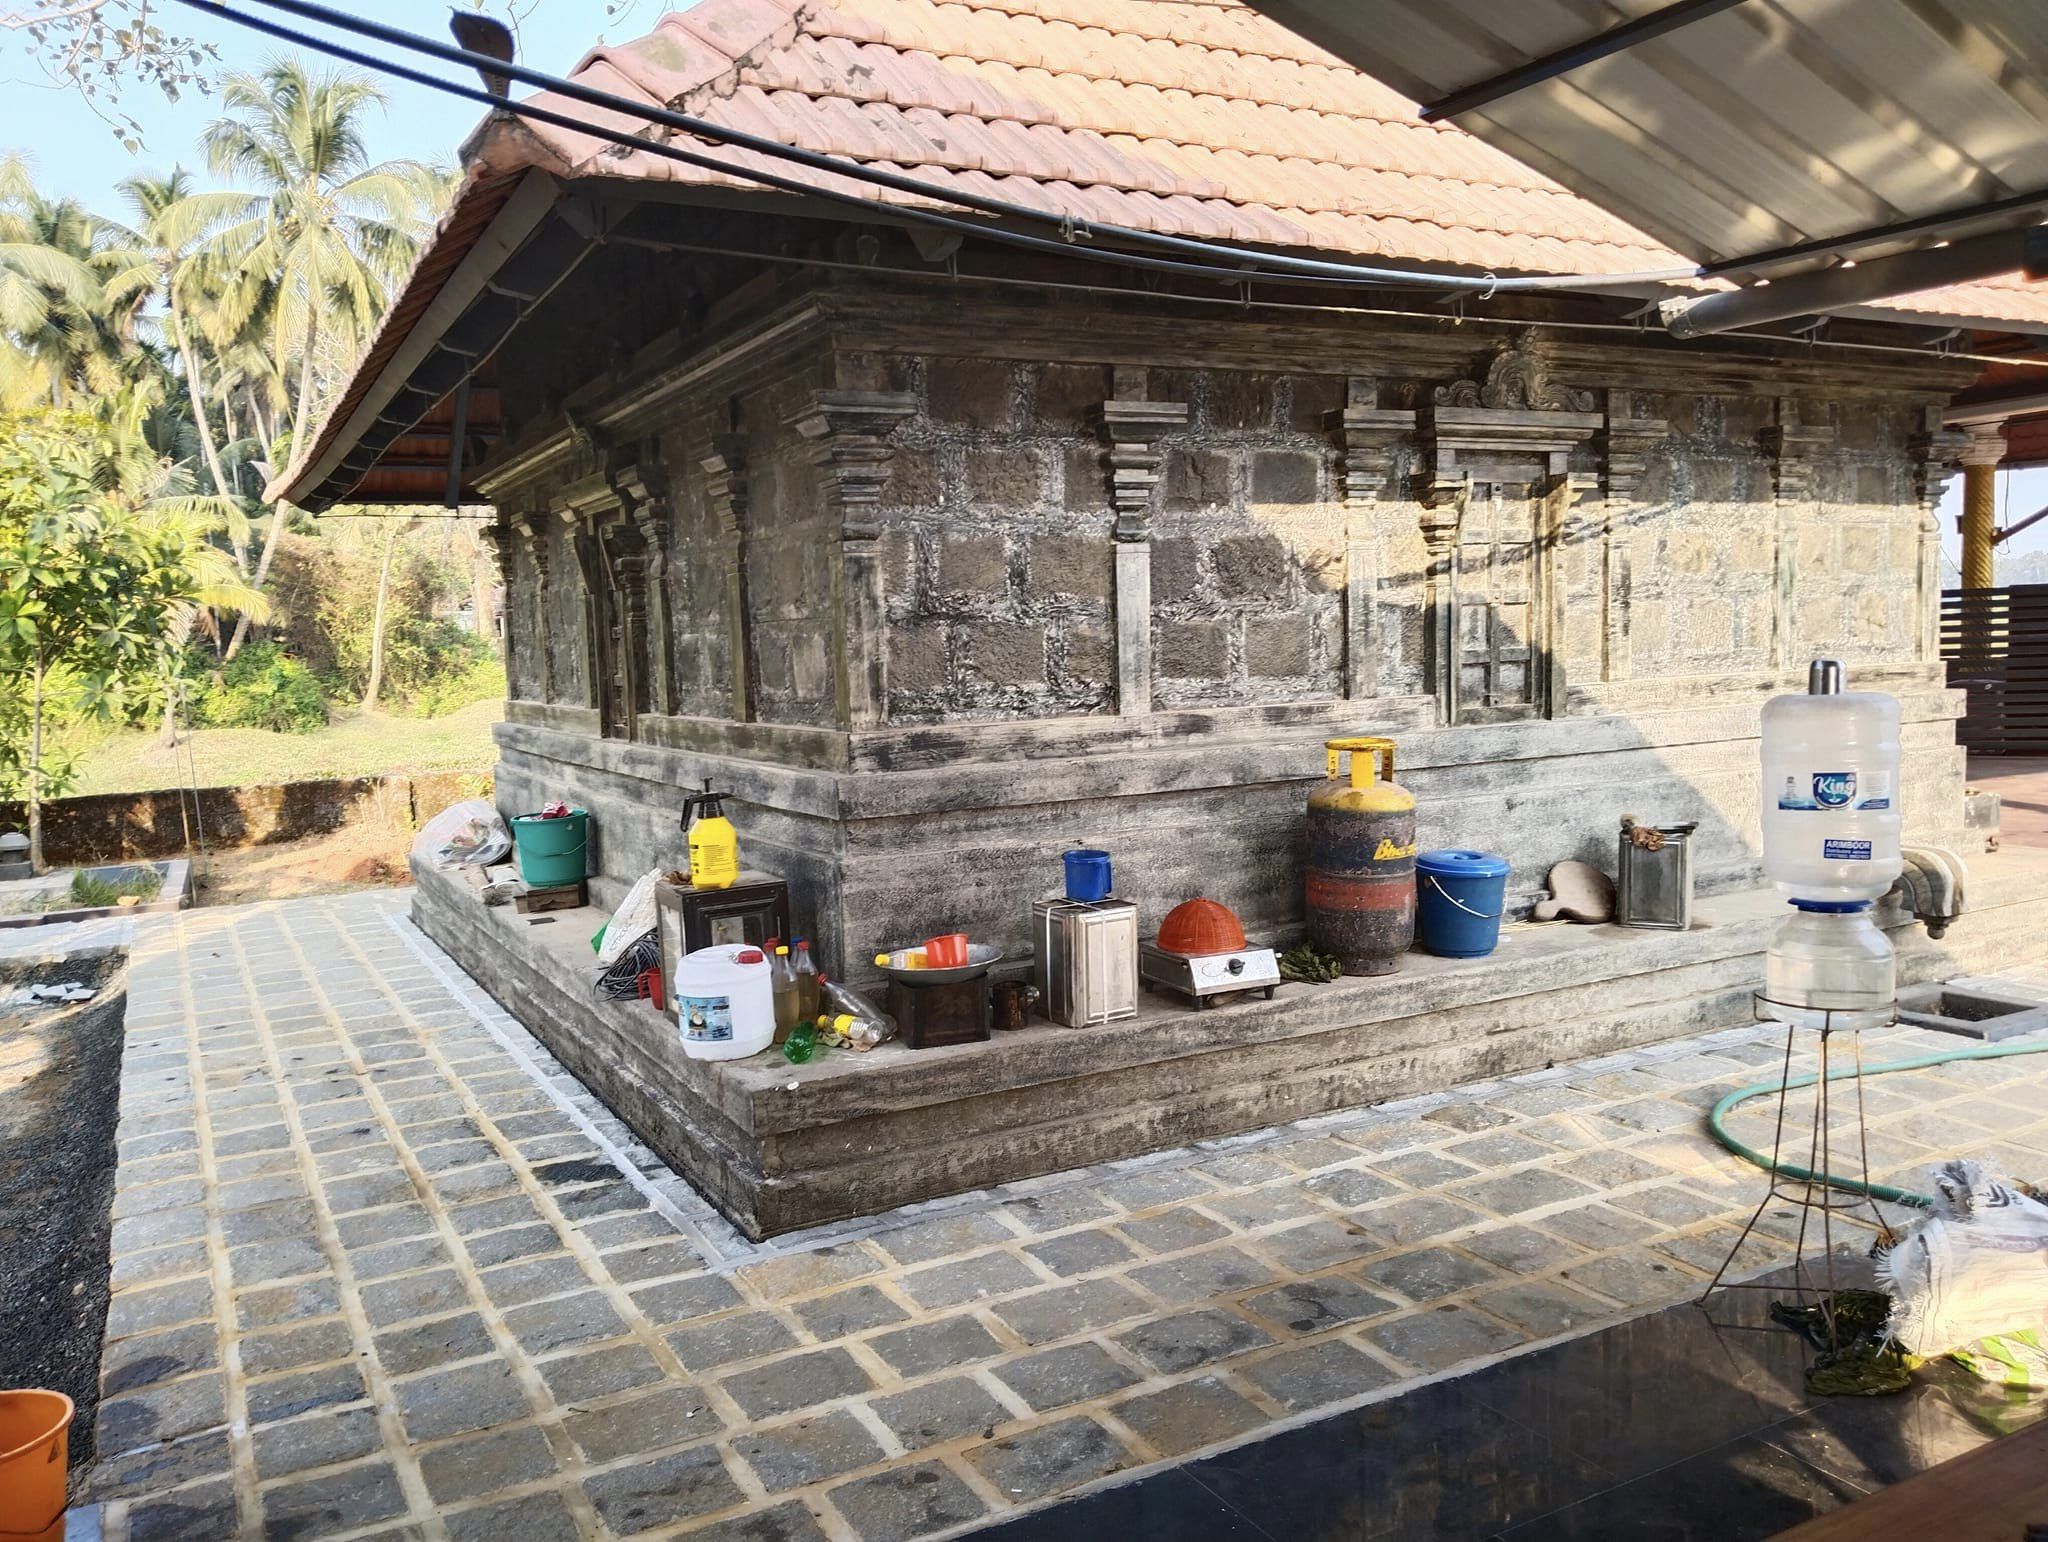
top-left (489, 298), bottom-right (1954, 745)
top-left (474, 281), bottom-right (1974, 956)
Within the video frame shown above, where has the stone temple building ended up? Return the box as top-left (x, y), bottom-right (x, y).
top-left (279, 0), bottom-right (2048, 1236)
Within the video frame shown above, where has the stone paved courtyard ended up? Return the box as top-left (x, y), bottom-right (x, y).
top-left (86, 891), bottom-right (2048, 1541)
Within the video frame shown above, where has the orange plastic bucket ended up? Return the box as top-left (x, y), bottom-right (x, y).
top-left (0, 1390), bottom-right (71, 1540)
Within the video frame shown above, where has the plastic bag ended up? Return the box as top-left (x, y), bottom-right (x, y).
top-left (1946, 1329), bottom-right (2048, 1388)
top-left (413, 799), bottom-right (512, 870)
top-left (1884, 1160), bottom-right (2048, 1375)
top-left (596, 870), bottom-right (664, 967)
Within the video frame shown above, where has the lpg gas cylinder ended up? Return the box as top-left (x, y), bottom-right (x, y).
top-left (1306, 736), bottom-right (1416, 975)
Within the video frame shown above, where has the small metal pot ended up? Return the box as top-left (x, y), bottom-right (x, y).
top-left (992, 979), bottom-right (1040, 1032)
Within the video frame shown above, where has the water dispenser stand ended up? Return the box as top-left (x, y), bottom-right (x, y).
top-left (1696, 994), bottom-right (1899, 1347)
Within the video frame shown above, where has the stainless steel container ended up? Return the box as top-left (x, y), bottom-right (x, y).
top-left (1616, 821), bottom-right (1698, 930)
top-left (1032, 898), bottom-right (1138, 1027)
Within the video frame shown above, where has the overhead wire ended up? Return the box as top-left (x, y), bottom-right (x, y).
top-left (177, 0), bottom-right (2048, 509)
top-left (177, 0), bottom-right (1703, 296)
top-left (610, 230), bottom-right (2048, 373)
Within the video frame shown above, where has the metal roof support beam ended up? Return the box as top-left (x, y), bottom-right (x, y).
top-left (1995, 502), bottom-right (2048, 547)
top-left (1418, 0), bottom-right (1751, 122)
top-left (1665, 224), bottom-right (2048, 339)
top-left (1702, 183), bottom-right (2048, 276)
top-left (1948, 391), bottom-right (2048, 427)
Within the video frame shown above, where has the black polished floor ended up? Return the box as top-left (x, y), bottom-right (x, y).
top-left (970, 1270), bottom-right (2048, 1541)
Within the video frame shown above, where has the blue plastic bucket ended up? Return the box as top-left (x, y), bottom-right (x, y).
top-left (1063, 848), bottom-right (1113, 902)
top-left (511, 809), bottom-right (589, 887)
top-left (1416, 849), bottom-right (1510, 958)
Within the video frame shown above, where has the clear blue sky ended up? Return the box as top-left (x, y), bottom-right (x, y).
top-left (11, 0), bottom-right (2048, 576)
top-left (4, 0), bottom-right (632, 200)
top-left (1938, 466), bottom-right (2048, 578)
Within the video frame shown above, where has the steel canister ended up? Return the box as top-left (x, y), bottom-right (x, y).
top-left (1031, 898), bottom-right (1138, 1026)
top-left (1306, 736), bottom-right (1416, 975)
top-left (1616, 821), bottom-right (1697, 930)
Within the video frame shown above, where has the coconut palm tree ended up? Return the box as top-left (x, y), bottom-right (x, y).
top-left (105, 169), bottom-right (254, 505)
top-left (0, 156), bottom-right (128, 409)
top-left (196, 60), bottom-right (438, 657)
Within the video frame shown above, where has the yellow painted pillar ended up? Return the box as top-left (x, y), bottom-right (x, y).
top-left (1960, 423), bottom-right (2004, 589)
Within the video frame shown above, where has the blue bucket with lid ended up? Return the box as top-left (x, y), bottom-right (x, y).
top-left (1416, 849), bottom-right (1510, 958)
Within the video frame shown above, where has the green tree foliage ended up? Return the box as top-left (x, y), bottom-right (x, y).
top-left (0, 155), bottom-right (149, 410)
top-left (308, 522), bottom-right (502, 716)
top-left (0, 404), bottom-right (261, 867)
top-left (189, 641), bottom-right (327, 733)
top-left (196, 61), bottom-right (441, 658)
top-left (0, 57), bottom-right (489, 809)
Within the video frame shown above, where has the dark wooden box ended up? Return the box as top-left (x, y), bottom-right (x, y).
top-left (652, 872), bottom-right (792, 1023)
top-left (887, 976), bottom-right (992, 1049)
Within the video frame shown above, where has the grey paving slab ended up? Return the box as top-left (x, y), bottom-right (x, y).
top-left (87, 891), bottom-right (2048, 1541)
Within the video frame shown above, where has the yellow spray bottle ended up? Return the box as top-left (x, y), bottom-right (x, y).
top-left (682, 780), bottom-right (740, 890)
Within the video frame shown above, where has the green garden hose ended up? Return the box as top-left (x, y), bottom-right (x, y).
top-left (1707, 1039), bottom-right (2048, 1210)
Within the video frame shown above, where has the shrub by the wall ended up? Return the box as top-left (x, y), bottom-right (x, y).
top-left (193, 643), bottom-right (328, 733)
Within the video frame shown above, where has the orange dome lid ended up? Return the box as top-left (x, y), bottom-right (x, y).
top-left (1157, 898), bottom-right (1247, 956)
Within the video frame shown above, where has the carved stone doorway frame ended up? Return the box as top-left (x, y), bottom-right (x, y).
top-left (1418, 339), bottom-right (1601, 727)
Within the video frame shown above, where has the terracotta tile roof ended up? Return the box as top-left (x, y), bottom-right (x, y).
top-left (279, 0), bottom-right (2048, 505)
top-left (465, 0), bottom-right (1683, 278)
top-left (465, 0), bottom-right (2048, 316)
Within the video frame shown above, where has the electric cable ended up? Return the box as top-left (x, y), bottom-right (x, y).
top-left (604, 229), bottom-right (2048, 372)
top-left (178, 0), bottom-right (1702, 296)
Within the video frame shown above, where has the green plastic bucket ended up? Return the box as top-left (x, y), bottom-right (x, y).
top-left (511, 809), bottom-right (588, 887)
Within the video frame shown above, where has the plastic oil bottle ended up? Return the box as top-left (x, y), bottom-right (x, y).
top-left (792, 938), bottom-right (821, 1020)
top-left (769, 944), bottom-right (800, 1044)
top-left (1758, 658), bottom-right (1900, 1028)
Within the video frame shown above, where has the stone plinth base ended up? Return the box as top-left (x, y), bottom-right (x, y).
top-left (411, 848), bottom-right (2048, 1240)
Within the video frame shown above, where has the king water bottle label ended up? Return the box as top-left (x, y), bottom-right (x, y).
top-left (1853, 769), bottom-right (1893, 811)
top-left (1777, 769), bottom-right (1891, 812)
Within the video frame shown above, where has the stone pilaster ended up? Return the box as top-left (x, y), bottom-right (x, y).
top-left (1599, 409), bottom-right (1669, 684)
top-left (1328, 386), bottom-right (1414, 699)
top-left (604, 522), bottom-right (648, 735)
top-left (612, 456), bottom-right (674, 718)
top-left (481, 513), bottom-right (516, 694)
top-left (700, 437), bottom-right (751, 723)
top-left (789, 389), bottom-right (916, 730)
top-left (1760, 400), bottom-right (1832, 671)
top-left (1418, 507), bottom-right (1462, 727)
top-left (1098, 369), bottom-right (1189, 717)
top-left (558, 505), bottom-right (604, 714)
top-left (1547, 469), bottom-right (1602, 714)
top-left (512, 510), bottom-right (553, 702)
top-left (1909, 409), bottom-right (1969, 662)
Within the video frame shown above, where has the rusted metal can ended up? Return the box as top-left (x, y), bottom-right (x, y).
top-left (1306, 736), bottom-right (1416, 975)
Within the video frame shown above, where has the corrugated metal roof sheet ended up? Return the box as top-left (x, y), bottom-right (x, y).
top-left (1256, 0), bottom-right (2048, 281)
